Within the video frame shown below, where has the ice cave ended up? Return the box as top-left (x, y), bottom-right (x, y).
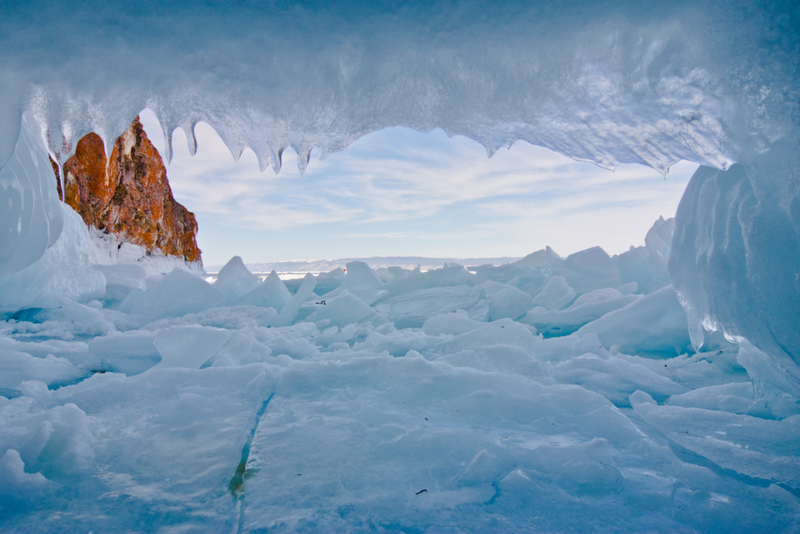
top-left (0, 1), bottom-right (798, 532)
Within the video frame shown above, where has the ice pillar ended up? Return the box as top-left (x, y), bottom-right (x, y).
top-left (670, 138), bottom-right (800, 396)
top-left (0, 112), bottom-right (63, 277)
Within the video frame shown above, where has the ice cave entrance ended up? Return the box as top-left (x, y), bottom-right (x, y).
top-left (135, 109), bottom-right (699, 271)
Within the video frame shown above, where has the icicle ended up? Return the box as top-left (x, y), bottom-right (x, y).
top-left (158, 114), bottom-right (173, 164)
top-left (253, 146), bottom-right (271, 173)
top-left (295, 144), bottom-right (312, 175)
top-left (179, 121), bottom-right (198, 157)
top-left (269, 147), bottom-right (284, 175)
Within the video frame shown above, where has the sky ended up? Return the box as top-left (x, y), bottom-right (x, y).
top-left (139, 109), bottom-right (697, 268)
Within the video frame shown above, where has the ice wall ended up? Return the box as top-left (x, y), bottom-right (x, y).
top-left (670, 154), bottom-right (800, 396)
top-left (0, 1), bottom-right (798, 387)
top-left (0, 113), bottom-right (63, 277)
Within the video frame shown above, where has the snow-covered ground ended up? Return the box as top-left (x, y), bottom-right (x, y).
top-left (1, 210), bottom-right (798, 533)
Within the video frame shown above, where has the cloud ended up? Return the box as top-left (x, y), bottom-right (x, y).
top-left (139, 108), bottom-right (697, 262)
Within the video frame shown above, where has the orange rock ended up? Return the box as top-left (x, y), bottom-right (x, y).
top-left (61, 132), bottom-right (112, 227)
top-left (53, 117), bottom-right (202, 263)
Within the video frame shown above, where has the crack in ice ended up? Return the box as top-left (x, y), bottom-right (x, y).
top-left (230, 392), bottom-right (275, 534)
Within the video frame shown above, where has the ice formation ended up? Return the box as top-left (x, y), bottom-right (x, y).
top-left (1, 238), bottom-right (799, 532)
top-left (1, 0), bottom-right (797, 389)
top-left (0, 0), bottom-right (799, 530)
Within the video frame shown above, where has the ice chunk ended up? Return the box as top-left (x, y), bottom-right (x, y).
top-left (476, 281), bottom-right (534, 321)
top-left (342, 261), bottom-right (383, 289)
top-left (614, 246), bottom-right (655, 293)
top-left (383, 285), bottom-right (486, 329)
top-left (313, 267), bottom-right (346, 294)
top-left (0, 449), bottom-right (50, 505)
top-left (667, 382), bottom-right (755, 415)
top-left (645, 216), bottom-right (674, 282)
top-left (551, 353), bottom-right (687, 406)
top-left (325, 261), bottom-right (387, 305)
top-left (633, 397), bottom-right (800, 487)
top-left (214, 256), bottom-right (260, 297)
top-left (576, 285), bottom-right (692, 357)
top-left (235, 270), bottom-right (293, 311)
top-left (0, 350), bottom-right (87, 390)
top-left (521, 289), bottom-right (640, 338)
top-left (552, 246), bottom-right (621, 294)
top-left (530, 276), bottom-right (575, 311)
top-left (93, 264), bottom-right (147, 306)
top-left (735, 339), bottom-right (800, 414)
top-left (88, 331), bottom-right (161, 375)
top-left (129, 268), bottom-right (223, 320)
top-left (381, 264), bottom-right (476, 299)
top-left (436, 319), bottom-right (539, 356)
top-left (152, 326), bottom-right (231, 369)
top-left (0, 401), bottom-right (94, 483)
top-left (211, 330), bottom-right (272, 367)
top-left (512, 246), bottom-right (563, 269)
top-left (422, 310), bottom-right (488, 336)
top-left (305, 290), bottom-right (388, 329)
top-left (269, 273), bottom-right (316, 327)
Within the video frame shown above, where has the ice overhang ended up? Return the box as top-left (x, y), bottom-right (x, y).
top-left (1, 0), bottom-right (797, 176)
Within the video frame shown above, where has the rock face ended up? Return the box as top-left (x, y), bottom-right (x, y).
top-left (53, 117), bottom-right (201, 263)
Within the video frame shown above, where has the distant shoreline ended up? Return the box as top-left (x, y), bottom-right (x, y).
top-left (205, 256), bottom-right (523, 274)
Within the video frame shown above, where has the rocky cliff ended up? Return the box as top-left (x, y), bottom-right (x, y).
top-left (53, 117), bottom-right (201, 263)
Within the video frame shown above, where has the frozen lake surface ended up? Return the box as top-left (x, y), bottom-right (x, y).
top-left (1, 217), bottom-right (798, 533)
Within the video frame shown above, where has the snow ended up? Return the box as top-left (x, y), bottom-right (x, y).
top-left (1, 216), bottom-right (798, 532)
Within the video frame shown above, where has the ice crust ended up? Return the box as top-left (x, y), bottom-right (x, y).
top-left (1, 224), bottom-right (798, 532)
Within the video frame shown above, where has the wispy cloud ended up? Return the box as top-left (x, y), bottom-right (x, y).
top-left (140, 109), bottom-right (697, 264)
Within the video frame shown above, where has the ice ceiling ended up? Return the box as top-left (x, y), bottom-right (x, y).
top-left (1, 0), bottom-right (795, 173)
top-left (0, 0), bottom-right (798, 392)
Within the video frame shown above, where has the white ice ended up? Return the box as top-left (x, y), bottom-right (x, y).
top-left (1, 215), bottom-right (797, 532)
top-left (0, 1), bottom-right (798, 530)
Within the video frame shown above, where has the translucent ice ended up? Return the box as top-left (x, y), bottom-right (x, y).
top-left (88, 331), bottom-right (161, 375)
top-left (553, 247), bottom-right (621, 294)
top-left (152, 326), bottom-right (231, 369)
top-left (93, 264), bottom-right (147, 307)
top-left (0, 203), bottom-right (105, 313)
top-left (530, 276), bottom-right (575, 311)
top-left (305, 290), bottom-right (388, 329)
top-left (214, 256), bottom-right (260, 297)
top-left (0, 113), bottom-right (62, 277)
top-left (129, 268), bottom-right (223, 320)
top-left (576, 285), bottom-right (692, 357)
top-left (235, 270), bottom-right (293, 312)
top-left (522, 289), bottom-right (640, 338)
top-left (670, 163), bottom-right (800, 395)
